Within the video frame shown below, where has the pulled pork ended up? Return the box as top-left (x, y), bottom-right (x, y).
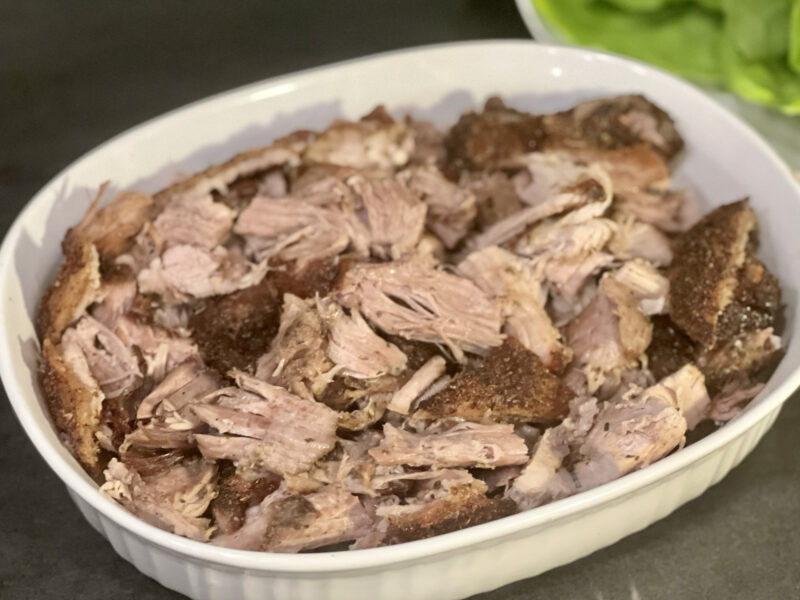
top-left (39, 96), bottom-right (783, 553)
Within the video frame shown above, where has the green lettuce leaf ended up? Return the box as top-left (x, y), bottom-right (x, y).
top-left (790, 0), bottom-right (800, 75)
top-left (602, 0), bottom-right (689, 12)
top-left (694, 0), bottom-right (722, 9)
top-left (532, 0), bottom-right (800, 113)
top-left (722, 0), bottom-right (791, 60)
top-left (532, 0), bottom-right (724, 84)
top-left (720, 34), bottom-right (800, 114)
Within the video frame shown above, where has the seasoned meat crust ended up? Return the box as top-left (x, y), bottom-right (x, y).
top-left (189, 277), bottom-right (281, 374)
top-left (668, 200), bottom-right (757, 348)
top-left (715, 256), bottom-right (781, 343)
top-left (541, 94), bottom-right (684, 160)
top-left (65, 188), bottom-right (155, 266)
top-left (37, 242), bottom-right (101, 343)
top-left (154, 140), bottom-right (304, 211)
top-left (40, 338), bottom-right (105, 475)
top-left (212, 464), bottom-right (282, 535)
top-left (381, 486), bottom-right (518, 545)
top-left (445, 97), bottom-right (546, 173)
top-left (37, 96), bottom-right (783, 553)
top-left (647, 315), bottom-right (695, 381)
top-left (444, 94), bottom-right (684, 177)
top-left (414, 338), bottom-right (567, 423)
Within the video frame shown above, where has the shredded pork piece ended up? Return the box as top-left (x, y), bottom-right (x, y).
top-left (61, 316), bottom-right (142, 400)
top-left (509, 152), bottom-right (605, 206)
top-left (304, 107), bottom-right (414, 170)
top-left (608, 259), bottom-right (669, 316)
top-left (608, 214), bottom-right (673, 267)
top-left (370, 422), bottom-right (529, 469)
top-left (233, 196), bottom-right (364, 266)
top-left (123, 362), bottom-right (220, 451)
top-left (154, 194), bottom-right (235, 249)
top-left (387, 355), bottom-right (446, 415)
top-left (213, 483), bottom-right (372, 552)
top-left (194, 372), bottom-right (338, 477)
top-left (336, 260), bottom-right (504, 361)
top-left (101, 458), bottom-right (217, 541)
top-left (508, 396), bottom-right (598, 509)
top-left (347, 174), bottom-right (427, 260)
top-left (573, 365), bottom-right (709, 490)
top-left (466, 170), bottom-right (611, 252)
top-left (355, 471), bottom-right (517, 548)
top-left (138, 245), bottom-right (267, 302)
top-left (115, 316), bottom-right (198, 381)
top-left (255, 294), bottom-right (335, 398)
top-left (459, 246), bottom-right (568, 369)
top-left (322, 301), bottom-right (408, 380)
top-left (91, 277), bottom-right (137, 329)
top-left (398, 165), bottom-right (477, 248)
top-left (566, 276), bottom-right (653, 383)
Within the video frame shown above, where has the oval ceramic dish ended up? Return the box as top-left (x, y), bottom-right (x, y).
top-left (1, 41), bottom-right (799, 600)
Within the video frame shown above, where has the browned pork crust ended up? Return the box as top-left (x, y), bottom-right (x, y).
top-left (40, 338), bottom-right (104, 474)
top-left (668, 200), bottom-right (757, 348)
top-left (415, 338), bottom-right (566, 423)
top-left (381, 486), bottom-right (518, 545)
top-left (37, 242), bottom-right (101, 342)
top-left (153, 141), bottom-right (303, 211)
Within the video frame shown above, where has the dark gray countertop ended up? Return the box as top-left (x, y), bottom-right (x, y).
top-left (1, 2), bottom-right (798, 598)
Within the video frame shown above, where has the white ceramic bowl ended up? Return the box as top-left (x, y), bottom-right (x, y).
top-left (2, 41), bottom-right (799, 600)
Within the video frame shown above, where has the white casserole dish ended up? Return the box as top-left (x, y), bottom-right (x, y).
top-left (1, 41), bottom-right (799, 600)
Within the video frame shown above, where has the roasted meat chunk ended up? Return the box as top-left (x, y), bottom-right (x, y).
top-left (445, 97), bottom-right (546, 173)
top-left (359, 473), bottom-right (517, 547)
top-left (189, 277), bottom-right (281, 373)
top-left (211, 465), bottom-right (282, 535)
top-left (541, 94), bottom-right (684, 160)
top-left (647, 315), bottom-right (696, 381)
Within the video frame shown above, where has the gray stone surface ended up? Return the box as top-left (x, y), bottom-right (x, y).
top-left (0, 2), bottom-right (798, 598)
